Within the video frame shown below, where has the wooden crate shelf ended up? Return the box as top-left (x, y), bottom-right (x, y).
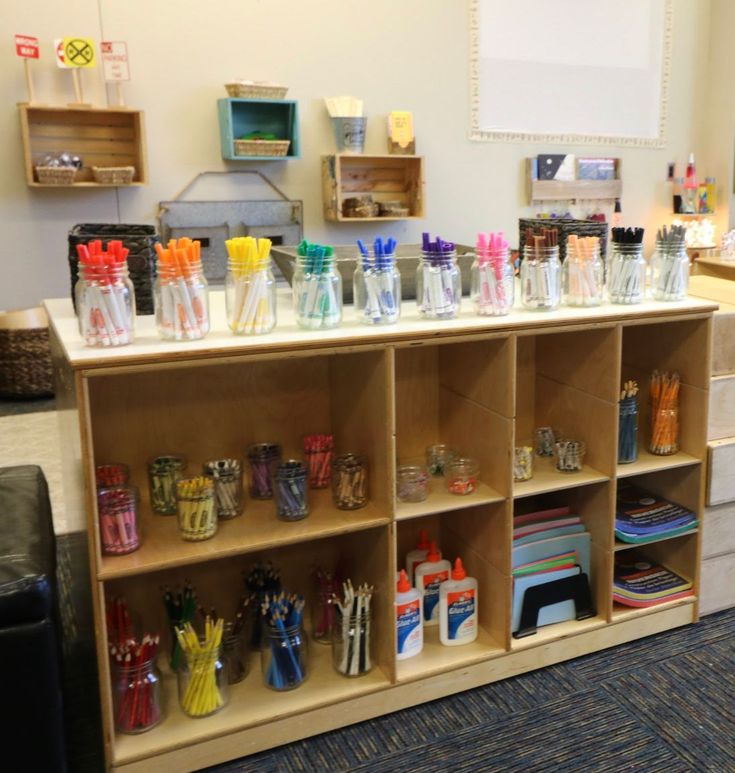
top-left (526, 158), bottom-right (621, 203)
top-left (217, 98), bottom-right (300, 161)
top-left (18, 104), bottom-right (148, 187)
top-left (322, 154), bottom-right (424, 221)
top-left (45, 295), bottom-right (714, 772)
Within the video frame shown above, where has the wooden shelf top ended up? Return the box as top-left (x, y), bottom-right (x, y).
top-left (510, 614), bottom-right (608, 651)
top-left (614, 527), bottom-right (698, 552)
top-left (28, 181), bottom-right (145, 188)
top-left (44, 291), bottom-right (717, 372)
top-left (98, 490), bottom-right (389, 579)
top-left (396, 480), bottom-right (504, 521)
top-left (611, 596), bottom-right (696, 622)
top-left (513, 456), bottom-right (608, 499)
top-left (616, 448), bottom-right (700, 479)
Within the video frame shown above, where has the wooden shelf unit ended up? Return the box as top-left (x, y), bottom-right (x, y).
top-left (526, 158), bottom-right (621, 202)
top-left (47, 297), bottom-right (714, 772)
top-left (18, 104), bottom-right (148, 187)
top-left (322, 154), bottom-right (424, 221)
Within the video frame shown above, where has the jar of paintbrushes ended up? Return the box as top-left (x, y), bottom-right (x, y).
top-left (332, 453), bottom-right (368, 509)
top-left (332, 581), bottom-right (374, 677)
top-left (417, 232), bottom-right (461, 319)
top-left (293, 240), bottom-right (342, 330)
top-left (562, 235), bottom-right (603, 307)
top-left (650, 370), bottom-right (680, 455)
top-left (472, 231), bottom-right (514, 316)
top-left (651, 225), bottom-right (689, 301)
top-left (608, 228), bottom-right (646, 304)
top-left (618, 381), bottom-right (639, 464)
top-left (353, 237), bottom-right (401, 325)
top-left (224, 236), bottom-right (276, 334)
top-left (521, 227), bottom-right (561, 310)
top-left (176, 476), bottom-right (218, 541)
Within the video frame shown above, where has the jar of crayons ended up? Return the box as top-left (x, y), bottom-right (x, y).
top-left (417, 233), bottom-right (461, 320)
top-left (608, 229), bottom-right (646, 304)
top-left (332, 453), bottom-right (368, 510)
top-left (561, 236), bottom-right (603, 307)
top-left (176, 476), bottom-right (217, 541)
top-left (247, 443), bottom-right (281, 499)
top-left (651, 226), bottom-right (689, 302)
top-left (471, 232), bottom-right (514, 316)
top-left (154, 238), bottom-right (210, 341)
top-left (353, 238), bottom-right (401, 325)
top-left (98, 485), bottom-right (140, 555)
top-left (75, 241), bottom-right (136, 348)
top-left (304, 434), bottom-right (333, 489)
top-left (225, 237), bottom-right (277, 335)
top-left (96, 463), bottom-right (130, 488)
top-left (112, 639), bottom-right (162, 734)
top-left (203, 459), bottom-right (243, 520)
top-left (148, 455), bottom-right (187, 515)
top-left (521, 235), bottom-right (561, 311)
top-left (618, 381), bottom-right (639, 464)
top-left (293, 241), bottom-right (342, 330)
top-left (176, 620), bottom-right (229, 718)
top-left (274, 460), bottom-right (309, 521)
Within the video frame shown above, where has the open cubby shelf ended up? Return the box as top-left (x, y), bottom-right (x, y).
top-left (47, 300), bottom-right (713, 771)
top-left (217, 98), bottom-right (300, 160)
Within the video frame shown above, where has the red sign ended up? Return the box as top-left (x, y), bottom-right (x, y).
top-left (15, 34), bottom-right (39, 59)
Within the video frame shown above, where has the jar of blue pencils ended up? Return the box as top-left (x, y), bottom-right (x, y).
top-left (608, 229), bottom-right (646, 304)
top-left (618, 381), bottom-right (639, 464)
top-left (354, 238), bottom-right (401, 325)
top-left (247, 443), bottom-right (281, 499)
top-left (274, 460), bottom-right (309, 521)
top-left (651, 226), bottom-right (689, 302)
top-left (417, 233), bottom-right (461, 320)
top-left (293, 241), bottom-right (342, 330)
top-left (148, 455), bottom-right (187, 515)
top-left (261, 594), bottom-right (308, 691)
top-left (521, 243), bottom-right (561, 311)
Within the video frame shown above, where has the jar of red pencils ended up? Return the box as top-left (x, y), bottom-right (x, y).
top-left (203, 459), bottom-right (243, 520)
top-left (225, 247), bottom-right (276, 335)
top-left (176, 476), bottom-right (217, 541)
top-left (148, 455), bottom-right (187, 515)
top-left (416, 250), bottom-right (461, 319)
top-left (262, 622), bottom-right (308, 691)
top-left (651, 227), bottom-right (689, 302)
top-left (562, 236), bottom-right (603, 307)
top-left (332, 453), bottom-right (368, 510)
top-left (274, 460), bottom-right (309, 521)
top-left (98, 485), bottom-right (140, 555)
top-left (607, 241), bottom-right (646, 304)
top-left (154, 239), bottom-right (210, 341)
top-left (247, 443), bottom-right (281, 499)
top-left (75, 255), bottom-right (135, 347)
top-left (471, 250), bottom-right (514, 316)
top-left (446, 457), bottom-right (479, 495)
top-left (113, 655), bottom-right (162, 734)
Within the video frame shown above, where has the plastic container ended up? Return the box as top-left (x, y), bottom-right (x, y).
top-left (273, 459), bottom-right (309, 521)
top-left (426, 444), bottom-right (457, 476)
top-left (247, 443), bottom-right (281, 499)
top-left (414, 542), bottom-right (451, 627)
top-left (75, 261), bottom-right (135, 347)
top-left (562, 242), bottom-right (603, 307)
top-left (405, 529), bottom-right (440, 586)
top-left (445, 457), bottom-right (479, 495)
top-left (396, 463), bottom-right (429, 504)
top-left (416, 251), bottom-right (461, 319)
top-left (618, 397), bottom-right (639, 464)
top-left (521, 245), bottom-right (561, 310)
top-left (608, 244), bottom-right (646, 304)
top-left (203, 459), bottom-right (243, 520)
top-left (154, 259), bottom-right (210, 340)
top-left (332, 453), bottom-right (368, 510)
top-left (148, 455), bottom-right (187, 515)
top-left (225, 255), bottom-right (276, 334)
top-left (651, 240), bottom-right (689, 302)
top-left (354, 260), bottom-right (401, 325)
top-left (177, 645), bottom-right (229, 717)
top-left (471, 253), bottom-right (514, 316)
top-left (395, 570), bottom-right (423, 660)
top-left (439, 558), bottom-right (478, 646)
top-left (98, 485), bottom-right (140, 555)
top-left (261, 623), bottom-right (308, 690)
top-left (113, 658), bottom-right (162, 734)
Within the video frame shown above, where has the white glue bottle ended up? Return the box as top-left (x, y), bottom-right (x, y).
top-left (439, 557), bottom-right (478, 646)
top-left (414, 542), bottom-right (451, 627)
top-left (405, 529), bottom-right (441, 586)
top-left (395, 569), bottom-right (423, 660)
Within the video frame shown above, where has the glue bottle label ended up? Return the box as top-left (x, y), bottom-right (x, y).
top-left (446, 589), bottom-right (476, 640)
top-left (422, 570), bottom-right (449, 621)
top-left (396, 599), bottom-right (421, 654)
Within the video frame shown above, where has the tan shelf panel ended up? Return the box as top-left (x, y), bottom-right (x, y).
top-left (396, 479), bottom-right (505, 521)
top-left (510, 615), bottom-right (608, 651)
top-left (113, 639), bottom-right (390, 767)
top-left (396, 626), bottom-right (505, 682)
top-left (513, 456), bottom-right (608, 499)
top-left (99, 490), bottom-right (390, 580)
top-left (614, 528), bottom-right (698, 552)
top-left (28, 181), bottom-right (145, 188)
top-left (611, 596), bottom-right (696, 623)
top-left (616, 448), bottom-right (700, 478)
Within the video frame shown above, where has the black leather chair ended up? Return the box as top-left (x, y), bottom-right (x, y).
top-left (0, 465), bottom-right (66, 771)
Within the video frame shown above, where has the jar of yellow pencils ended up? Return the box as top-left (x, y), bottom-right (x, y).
top-left (148, 455), bottom-right (187, 515)
top-left (521, 229), bottom-right (561, 310)
top-left (203, 459), bottom-right (243, 520)
top-left (176, 476), bottom-right (218, 541)
top-left (562, 236), bottom-right (603, 307)
top-left (154, 238), bottom-right (210, 341)
top-left (649, 370), bottom-right (680, 455)
top-left (176, 620), bottom-right (229, 718)
top-left (225, 236), bottom-right (276, 335)
top-left (332, 453), bottom-right (368, 510)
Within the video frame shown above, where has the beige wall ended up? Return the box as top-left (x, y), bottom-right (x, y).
top-left (0, 0), bottom-right (714, 309)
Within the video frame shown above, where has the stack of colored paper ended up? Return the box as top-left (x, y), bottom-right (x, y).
top-left (613, 553), bottom-right (694, 607)
top-left (615, 485), bottom-right (698, 544)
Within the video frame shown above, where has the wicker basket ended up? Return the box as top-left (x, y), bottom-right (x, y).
top-left (518, 218), bottom-right (609, 263)
top-left (92, 166), bottom-right (136, 185)
top-left (225, 82), bottom-right (288, 99)
top-left (0, 307), bottom-right (54, 398)
top-left (234, 139), bottom-right (290, 157)
top-left (35, 166), bottom-right (77, 185)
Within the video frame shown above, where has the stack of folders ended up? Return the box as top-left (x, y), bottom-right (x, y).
top-left (512, 506), bottom-right (591, 635)
top-left (613, 553), bottom-right (694, 607)
top-left (615, 484), bottom-right (698, 544)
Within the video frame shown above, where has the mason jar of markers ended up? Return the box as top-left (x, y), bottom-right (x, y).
top-left (332, 453), bottom-right (368, 510)
top-left (293, 245), bottom-right (342, 330)
top-left (176, 476), bottom-right (217, 541)
top-left (561, 236), bottom-right (603, 307)
top-left (651, 226), bottom-right (689, 302)
top-left (521, 243), bottom-right (561, 311)
top-left (148, 455), bottom-right (187, 515)
top-left (98, 485), bottom-right (140, 555)
top-left (353, 239), bottom-right (401, 325)
top-left (471, 233), bottom-right (514, 316)
top-left (608, 229), bottom-right (646, 305)
top-left (247, 443), bottom-right (281, 499)
top-left (417, 234), bottom-right (461, 320)
top-left (274, 460), bottom-right (309, 521)
top-left (203, 459), bottom-right (243, 520)
top-left (225, 241), bottom-right (276, 335)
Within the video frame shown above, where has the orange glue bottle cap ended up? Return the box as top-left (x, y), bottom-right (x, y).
top-left (426, 541), bottom-right (441, 563)
top-left (397, 569), bottom-right (411, 593)
top-left (452, 557), bottom-right (467, 581)
top-left (417, 529), bottom-right (430, 550)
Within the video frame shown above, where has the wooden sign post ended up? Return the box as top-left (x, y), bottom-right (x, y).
top-left (101, 41), bottom-right (130, 107)
top-left (57, 36), bottom-right (96, 106)
top-left (15, 35), bottom-right (39, 103)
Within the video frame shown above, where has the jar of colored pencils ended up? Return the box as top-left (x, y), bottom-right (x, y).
top-left (416, 250), bottom-right (461, 320)
top-left (221, 621), bottom-right (248, 685)
top-left (651, 228), bottom-right (689, 302)
top-left (148, 455), bottom-right (187, 515)
top-left (561, 236), bottom-right (603, 307)
top-left (113, 655), bottom-right (162, 734)
top-left (203, 459), bottom-right (243, 520)
top-left (177, 642), bottom-right (229, 718)
top-left (650, 371), bottom-right (680, 455)
top-left (176, 476), bottom-right (217, 541)
top-left (396, 463), bottom-right (429, 503)
top-left (304, 434), bottom-right (333, 488)
top-left (332, 453), bottom-right (368, 510)
top-left (98, 485), bottom-right (140, 555)
top-left (521, 245), bottom-right (561, 311)
top-left (225, 239), bottom-right (277, 335)
top-left (96, 463), bottom-right (130, 488)
top-left (261, 622), bottom-right (308, 691)
top-left (608, 243), bottom-right (646, 304)
top-left (247, 443), bottom-right (281, 499)
top-left (618, 382), bottom-right (639, 464)
top-left (274, 460), bottom-right (309, 521)
top-left (446, 457), bottom-right (479, 495)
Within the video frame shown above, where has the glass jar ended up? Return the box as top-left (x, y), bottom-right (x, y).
top-left (304, 434), bottom-right (333, 489)
top-left (554, 440), bottom-right (586, 472)
top-left (426, 444), bottom-right (457, 476)
top-left (513, 446), bottom-right (534, 482)
top-left (521, 245), bottom-right (561, 310)
top-left (446, 457), bottom-right (479, 495)
top-left (607, 244), bottom-right (646, 304)
top-left (534, 427), bottom-right (557, 457)
top-left (651, 240), bottom-right (689, 301)
top-left (221, 622), bottom-right (248, 685)
top-left (246, 443), bottom-right (281, 499)
top-left (618, 397), bottom-right (639, 464)
top-left (312, 571), bottom-right (340, 645)
top-left (332, 609), bottom-right (373, 677)
top-left (176, 476), bottom-right (217, 541)
top-left (562, 244), bottom-right (604, 307)
top-left (353, 262), bottom-right (401, 325)
top-left (203, 459), bottom-right (243, 520)
top-left (154, 259), bottom-right (210, 341)
top-left (225, 256), bottom-right (276, 334)
top-left (293, 256), bottom-right (343, 330)
top-left (416, 251), bottom-right (461, 319)
top-left (332, 453), bottom-right (368, 510)
top-left (471, 254), bottom-right (514, 316)
top-left (98, 485), bottom-right (140, 555)
top-left (75, 261), bottom-right (135, 347)
top-left (273, 460), bottom-right (309, 521)
top-left (95, 463), bottom-right (130, 488)
top-left (148, 455), bottom-right (187, 515)
top-left (396, 463), bottom-right (429, 503)
top-left (113, 658), bottom-right (162, 734)
top-left (261, 623), bottom-right (308, 690)
top-left (650, 407), bottom-right (679, 455)
top-left (178, 645), bottom-right (229, 717)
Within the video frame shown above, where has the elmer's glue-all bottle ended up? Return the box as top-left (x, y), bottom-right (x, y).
top-left (439, 558), bottom-right (478, 645)
top-left (396, 569), bottom-right (423, 660)
top-left (414, 542), bottom-right (451, 627)
top-left (406, 529), bottom-right (441, 586)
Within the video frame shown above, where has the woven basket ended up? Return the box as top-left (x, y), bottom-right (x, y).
top-left (92, 166), bottom-right (136, 185)
top-left (0, 307), bottom-right (54, 398)
top-left (225, 83), bottom-right (288, 99)
top-left (36, 166), bottom-right (77, 185)
top-left (518, 218), bottom-right (609, 263)
top-left (233, 139), bottom-right (290, 157)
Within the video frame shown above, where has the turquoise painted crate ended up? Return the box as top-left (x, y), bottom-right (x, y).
top-left (217, 98), bottom-right (300, 161)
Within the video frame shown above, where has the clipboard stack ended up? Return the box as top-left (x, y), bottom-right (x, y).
top-left (615, 484), bottom-right (698, 544)
top-left (512, 506), bottom-right (595, 638)
top-left (613, 553), bottom-right (694, 608)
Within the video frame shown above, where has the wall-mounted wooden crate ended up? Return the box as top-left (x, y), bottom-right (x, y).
top-left (18, 104), bottom-right (148, 187)
top-left (526, 158), bottom-right (621, 203)
top-left (217, 98), bottom-right (300, 161)
top-left (322, 154), bottom-right (424, 222)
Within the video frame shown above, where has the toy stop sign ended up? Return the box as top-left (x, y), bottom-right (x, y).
top-left (15, 35), bottom-right (39, 59)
